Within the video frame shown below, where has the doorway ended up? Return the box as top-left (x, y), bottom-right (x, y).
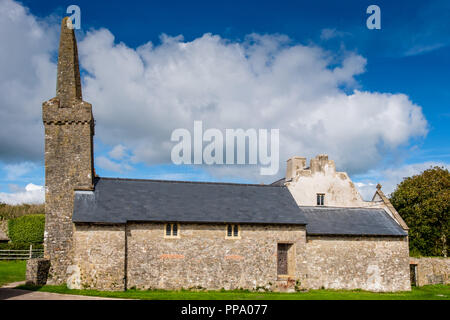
top-left (277, 243), bottom-right (293, 276)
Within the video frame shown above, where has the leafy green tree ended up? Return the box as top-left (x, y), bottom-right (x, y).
top-left (390, 166), bottom-right (449, 257)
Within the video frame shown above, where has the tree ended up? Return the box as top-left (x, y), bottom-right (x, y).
top-left (390, 166), bottom-right (449, 257)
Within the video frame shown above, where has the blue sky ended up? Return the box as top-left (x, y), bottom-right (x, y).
top-left (0, 0), bottom-right (449, 203)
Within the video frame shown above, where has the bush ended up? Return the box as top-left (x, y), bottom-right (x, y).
top-left (8, 214), bottom-right (45, 244)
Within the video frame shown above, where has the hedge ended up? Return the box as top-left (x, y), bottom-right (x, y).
top-left (7, 214), bottom-right (45, 244)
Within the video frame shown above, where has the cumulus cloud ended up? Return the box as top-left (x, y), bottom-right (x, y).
top-left (0, 0), bottom-right (57, 163)
top-left (79, 29), bottom-right (427, 181)
top-left (354, 161), bottom-right (449, 200)
top-left (320, 28), bottom-right (351, 41)
top-left (108, 144), bottom-right (128, 160)
top-left (0, 0), bottom-right (429, 184)
top-left (3, 162), bottom-right (37, 180)
top-left (96, 156), bottom-right (132, 173)
top-left (0, 183), bottom-right (44, 204)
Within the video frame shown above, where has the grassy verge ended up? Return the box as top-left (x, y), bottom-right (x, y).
top-left (16, 284), bottom-right (450, 300)
top-left (2, 260), bottom-right (448, 300)
top-left (0, 260), bottom-right (27, 287)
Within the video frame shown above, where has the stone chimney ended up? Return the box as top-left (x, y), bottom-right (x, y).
top-left (286, 156), bottom-right (306, 181)
top-left (310, 154), bottom-right (335, 174)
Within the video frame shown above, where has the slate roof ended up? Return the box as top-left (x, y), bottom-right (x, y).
top-left (270, 178), bottom-right (286, 186)
top-left (299, 206), bottom-right (407, 236)
top-left (73, 177), bottom-right (307, 225)
top-left (72, 177), bottom-right (407, 237)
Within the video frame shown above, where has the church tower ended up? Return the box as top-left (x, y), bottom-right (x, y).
top-left (42, 17), bottom-right (94, 284)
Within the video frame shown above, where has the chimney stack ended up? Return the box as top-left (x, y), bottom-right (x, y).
top-left (286, 156), bottom-right (306, 181)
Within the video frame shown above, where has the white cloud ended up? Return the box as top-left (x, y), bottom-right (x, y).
top-left (79, 29), bottom-right (427, 181)
top-left (0, 183), bottom-right (44, 204)
top-left (0, 0), bottom-right (57, 162)
top-left (320, 28), bottom-right (351, 41)
top-left (108, 144), bottom-right (128, 160)
top-left (0, 0), bottom-right (429, 184)
top-left (354, 161), bottom-right (449, 200)
top-left (3, 162), bottom-right (37, 180)
top-left (96, 156), bottom-right (132, 173)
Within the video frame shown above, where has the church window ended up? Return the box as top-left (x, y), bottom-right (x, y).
top-left (317, 193), bottom-right (325, 206)
top-left (226, 224), bottom-right (240, 238)
top-left (165, 223), bottom-right (180, 238)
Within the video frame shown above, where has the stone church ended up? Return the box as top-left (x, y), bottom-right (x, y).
top-left (36, 18), bottom-right (411, 292)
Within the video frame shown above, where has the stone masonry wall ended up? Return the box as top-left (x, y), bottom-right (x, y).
top-left (126, 223), bottom-right (307, 291)
top-left (43, 118), bottom-right (94, 285)
top-left (72, 222), bottom-right (413, 292)
top-left (0, 220), bottom-right (9, 241)
top-left (410, 257), bottom-right (450, 286)
top-left (306, 236), bottom-right (411, 292)
top-left (26, 258), bottom-right (51, 286)
top-left (0, 220), bottom-right (8, 234)
top-left (72, 224), bottom-right (125, 290)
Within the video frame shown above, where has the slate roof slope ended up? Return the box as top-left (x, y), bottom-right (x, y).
top-left (73, 177), bottom-right (307, 225)
top-left (270, 178), bottom-right (286, 186)
top-left (73, 177), bottom-right (407, 237)
top-left (299, 206), bottom-right (407, 236)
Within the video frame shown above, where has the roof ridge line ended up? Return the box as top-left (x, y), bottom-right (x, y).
top-left (96, 176), bottom-right (282, 187)
top-left (298, 205), bottom-right (385, 210)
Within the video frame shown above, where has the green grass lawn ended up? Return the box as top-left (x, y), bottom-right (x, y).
top-left (15, 284), bottom-right (449, 300)
top-left (0, 260), bottom-right (26, 287)
top-left (1, 260), bottom-right (448, 300)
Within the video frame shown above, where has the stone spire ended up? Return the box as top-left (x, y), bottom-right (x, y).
top-left (56, 17), bottom-right (82, 107)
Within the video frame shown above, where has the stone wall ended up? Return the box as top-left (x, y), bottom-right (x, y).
top-left (410, 257), bottom-right (450, 286)
top-left (0, 220), bottom-right (7, 234)
top-left (305, 236), bottom-right (410, 292)
top-left (0, 220), bottom-right (9, 241)
top-left (43, 119), bottom-right (94, 285)
top-left (72, 224), bottom-right (125, 291)
top-left (126, 223), bottom-right (307, 291)
top-left (72, 222), bottom-right (413, 292)
top-left (26, 258), bottom-right (51, 286)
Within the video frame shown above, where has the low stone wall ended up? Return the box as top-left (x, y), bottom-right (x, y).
top-left (0, 220), bottom-right (7, 234)
top-left (410, 257), bottom-right (450, 286)
top-left (305, 236), bottom-right (411, 292)
top-left (0, 220), bottom-right (9, 241)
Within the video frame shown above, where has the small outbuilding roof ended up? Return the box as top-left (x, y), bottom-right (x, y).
top-left (299, 206), bottom-right (407, 236)
top-left (73, 177), bottom-right (308, 225)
